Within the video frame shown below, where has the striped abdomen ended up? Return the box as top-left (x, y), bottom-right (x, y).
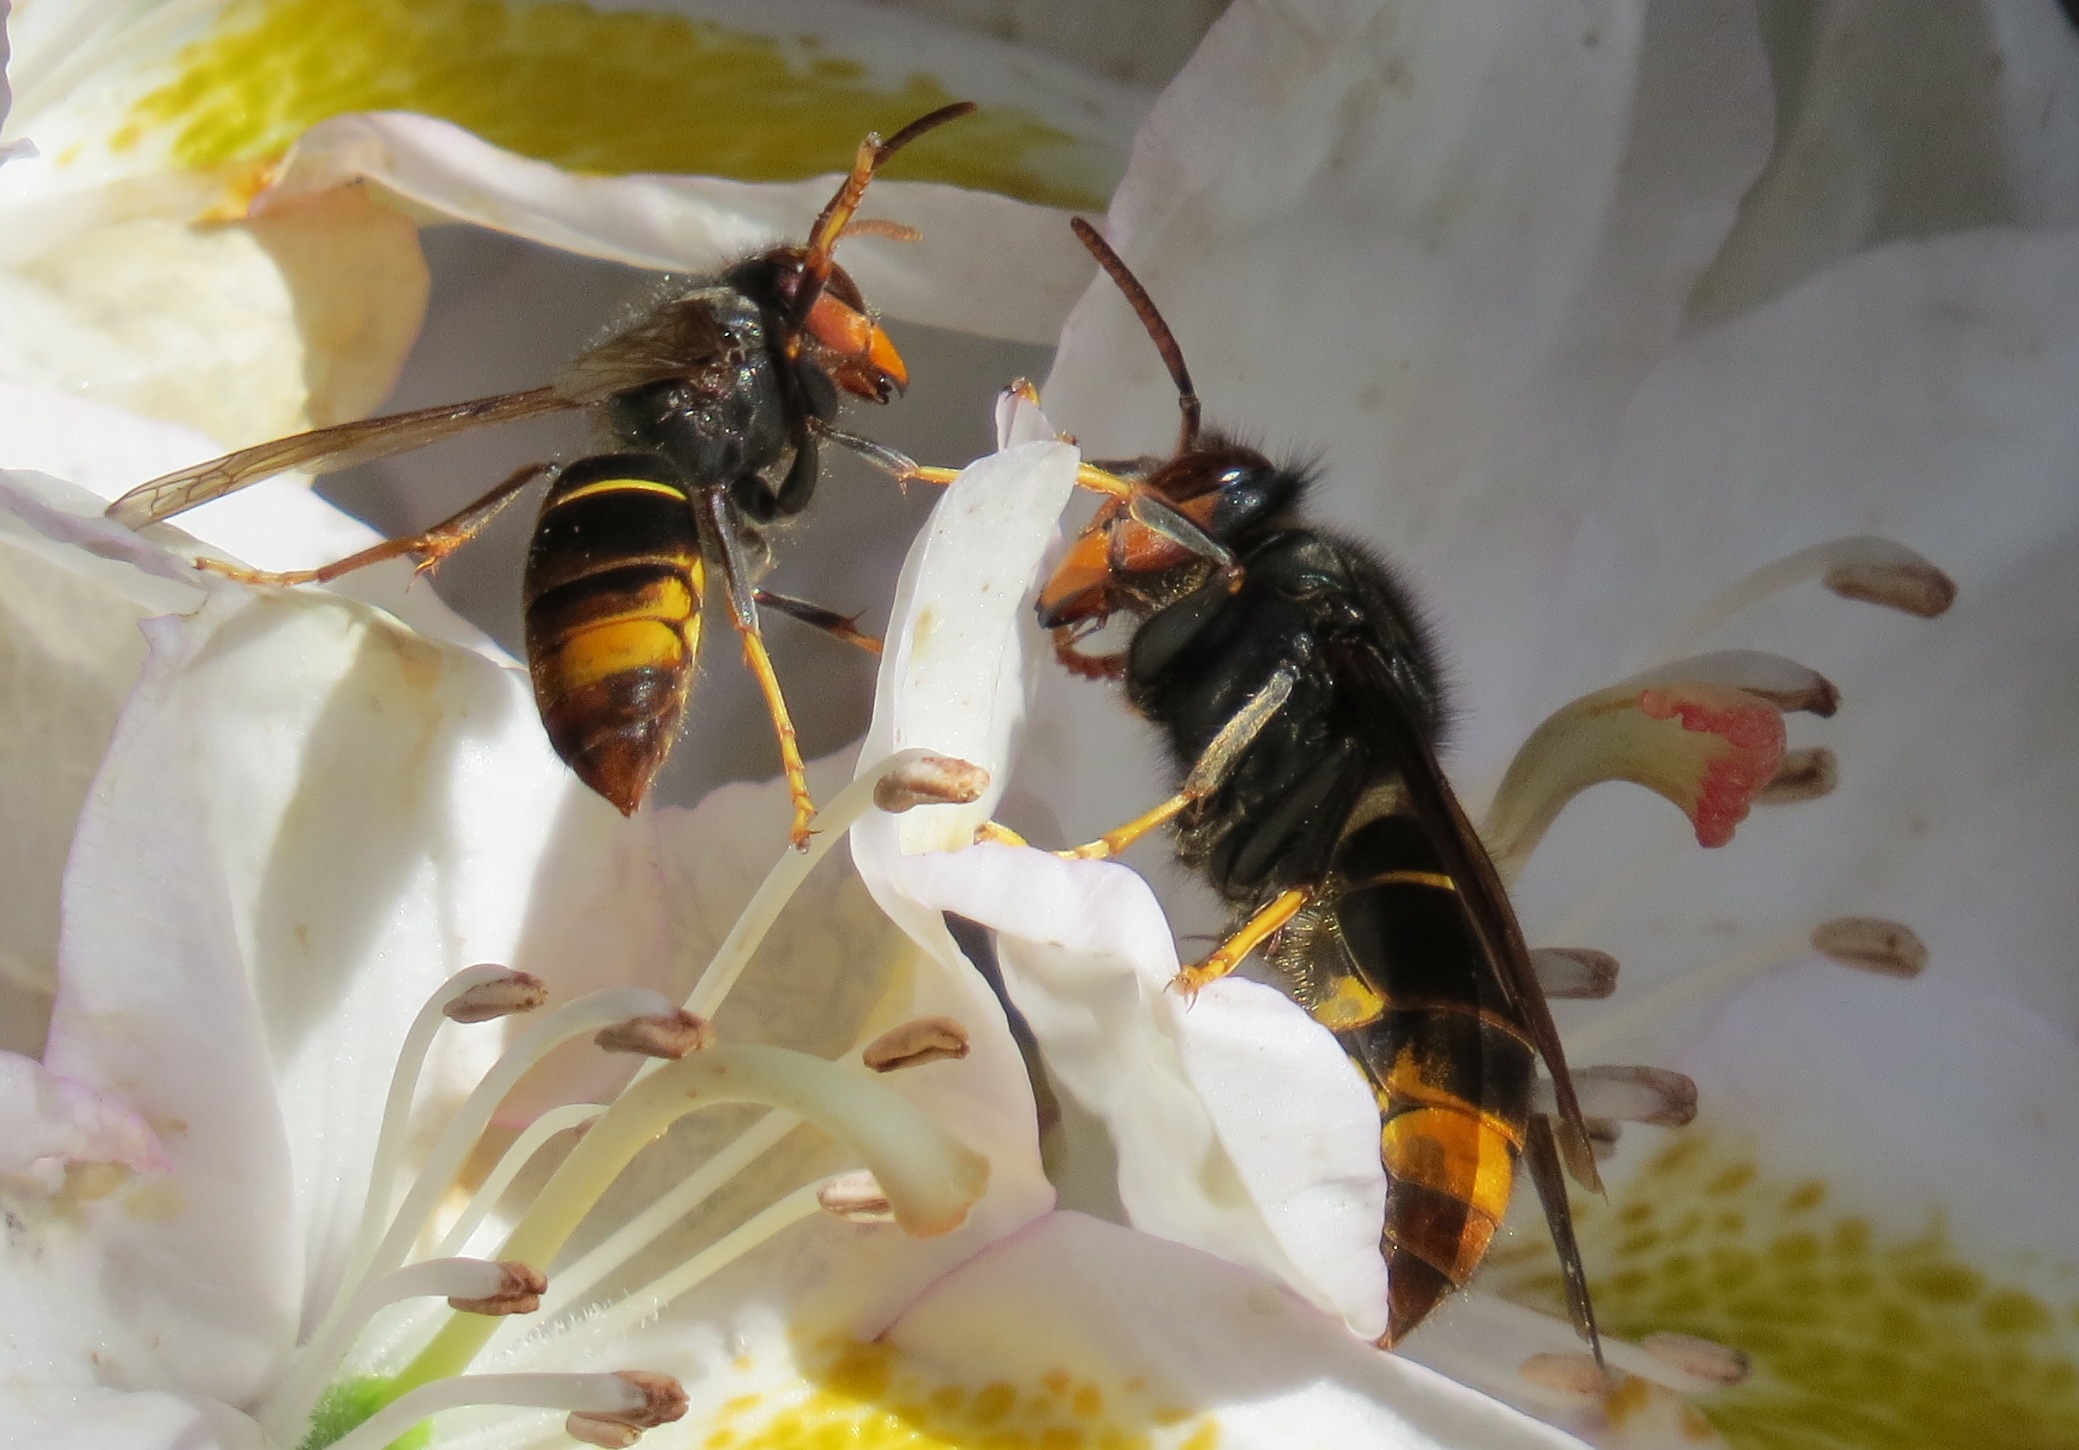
top-left (1271, 812), bottom-right (1535, 1345)
top-left (523, 454), bottom-right (703, 814)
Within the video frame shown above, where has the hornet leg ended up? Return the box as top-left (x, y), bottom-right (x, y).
top-left (196, 462), bottom-right (552, 587)
top-left (697, 488), bottom-right (817, 850)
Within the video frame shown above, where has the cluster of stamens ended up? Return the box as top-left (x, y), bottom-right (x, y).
top-left (272, 753), bottom-right (990, 1450)
top-left (1438, 534), bottom-right (1953, 1435)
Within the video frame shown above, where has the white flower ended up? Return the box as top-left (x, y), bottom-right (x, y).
top-left (0, 386), bottom-right (1586, 1449)
top-left (0, 0), bottom-right (1140, 1028)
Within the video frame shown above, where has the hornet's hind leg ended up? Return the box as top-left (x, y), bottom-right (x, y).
top-left (196, 462), bottom-right (553, 586)
top-left (696, 487), bottom-right (818, 849)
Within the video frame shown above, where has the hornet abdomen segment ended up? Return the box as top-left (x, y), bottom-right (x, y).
top-left (1274, 812), bottom-right (1537, 1346)
top-left (523, 454), bottom-right (703, 815)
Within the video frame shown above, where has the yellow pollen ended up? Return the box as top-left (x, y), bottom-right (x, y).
top-left (116, 0), bottom-right (1110, 208)
top-left (717, 1339), bottom-right (1222, 1449)
top-left (1483, 1128), bottom-right (2079, 1449)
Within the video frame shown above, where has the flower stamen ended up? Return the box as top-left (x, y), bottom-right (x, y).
top-left (268, 1256), bottom-right (546, 1438)
top-left (444, 1259), bottom-right (549, 1316)
top-left (1483, 677), bottom-right (1788, 877)
top-left (399, 1045), bottom-right (989, 1390)
top-left (1533, 1065), bottom-right (1697, 1128)
top-left (1640, 1331), bottom-right (1751, 1387)
top-left (356, 986), bottom-right (680, 1296)
top-left (538, 1110), bottom-right (800, 1315)
top-left (678, 749), bottom-right (960, 1021)
top-left (325, 1370), bottom-right (686, 1450)
top-left (817, 1168), bottom-right (898, 1222)
top-left (1529, 947), bottom-right (1619, 1000)
top-left (595, 1010), bottom-right (716, 1059)
top-left (862, 1015), bottom-right (972, 1071)
top-left (873, 754), bottom-right (992, 812)
top-left (1810, 915), bottom-right (1928, 978)
top-left (1757, 744), bottom-right (1839, 803)
top-left (431, 1104), bottom-right (607, 1260)
top-left (1657, 535), bottom-right (1957, 657)
top-left (341, 966), bottom-right (547, 1296)
top-left (446, 968), bottom-right (552, 1024)
top-left (566, 1371), bottom-right (692, 1448)
top-left (1627, 650), bottom-right (1839, 717)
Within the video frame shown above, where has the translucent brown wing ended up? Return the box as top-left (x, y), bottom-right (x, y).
top-left (1318, 625), bottom-right (1606, 1197)
top-left (106, 387), bottom-right (579, 527)
top-left (551, 292), bottom-right (741, 405)
top-left (1523, 1113), bottom-right (1606, 1363)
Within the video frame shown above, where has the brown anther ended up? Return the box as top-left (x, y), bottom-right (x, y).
top-left (566, 1420), bottom-right (641, 1449)
top-left (1758, 745), bottom-right (1838, 804)
top-left (1824, 548), bottom-right (1957, 618)
top-left (1812, 917), bottom-right (1928, 978)
top-left (446, 1259), bottom-right (547, 1316)
top-left (818, 1169), bottom-right (897, 1223)
top-left (1517, 1351), bottom-right (1611, 1397)
top-left (1642, 1331), bottom-right (1751, 1387)
top-left (1584, 1065), bottom-right (1698, 1127)
top-left (1630, 651), bottom-right (1839, 717)
top-left (594, 1011), bottom-right (716, 1059)
top-left (1530, 947), bottom-right (1619, 1000)
top-left (874, 755), bottom-right (991, 813)
top-left (445, 969), bottom-right (548, 1023)
top-left (862, 1016), bottom-right (971, 1072)
top-left (1538, 1066), bottom-right (1697, 1127)
top-left (566, 1371), bottom-right (689, 1447)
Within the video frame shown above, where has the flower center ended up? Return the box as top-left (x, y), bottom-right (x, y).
top-left (274, 753), bottom-right (994, 1450)
top-left (1420, 535), bottom-right (1961, 1440)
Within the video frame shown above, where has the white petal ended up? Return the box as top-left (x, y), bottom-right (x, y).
top-left (0, 0), bottom-right (18, 155)
top-left (0, 464), bottom-right (199, 1004)
top-left (0, 192), bottom-right (428, 449)
top-left (886, 1212), bottom-right (1585, 1450)
top-left (0, 1051), bottom-right (168, 1188)
top-left (856, 390), bottom-right (1079, 855)
top-left (1510, 229), bottom-right (2079, 1057)
top-left (897, 844), bottom-right (1394, 1340)
top-left (0, 1389), bottom-right (264, 1450)
top-left (1026, 0), bottom-right (1774, 840)
top-left (1691, 0), bottom-right (2079, 321)
top-left (270, 111), bottom-right (1095, 345)
top-left (0, 383), bottom-right (508, 655)
top-left (1678, 963), bottom-right (2079, 1262)
top-left (872, 0), bottom-right (1223, 89)
top-left (44, 578), bottom-right (679, 1359)
top-left (0, 402), bottom-right (501, 1014)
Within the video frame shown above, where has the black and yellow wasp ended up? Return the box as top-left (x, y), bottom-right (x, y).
top-left (107, 103), bottom-right (976, 845)
top-left (1035, 219), bottom-right (1605, 1350)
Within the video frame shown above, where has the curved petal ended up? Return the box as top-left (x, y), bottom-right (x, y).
top-left (1690, 0), bottom-right (2079, 322)
top-left (898, 844), bottom-right (1394, 1339)
top-left (40, 571), bottom-right (695, 1372)
top-left (850, 386), bottom-right (1077, 1066)
top-left (0, 1388), bottom-right (264, 1450)
top-left (1025, 0), bottom-right (1774, 843)
top-left (887, 1213), bottom-right (1585, 1450)
top-left (271, 111), bottom-right (1095, 346)
top-left (1, 0), bottom-right (1140, 207)
top-left (856, 388), bottom-right (1079, 855)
